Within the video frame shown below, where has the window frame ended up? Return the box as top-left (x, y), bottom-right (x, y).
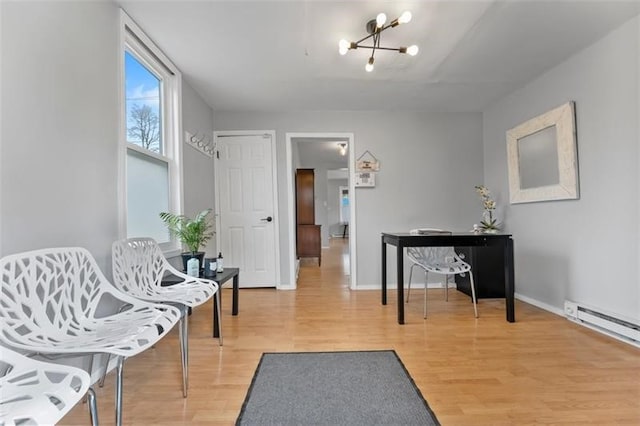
top-left (118, 10), bottom-right (184, 256)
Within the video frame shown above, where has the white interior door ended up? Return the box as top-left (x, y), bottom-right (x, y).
top-left (215, 133), bottom-right (278, 288)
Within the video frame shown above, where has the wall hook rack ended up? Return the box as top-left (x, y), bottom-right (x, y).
top-left (185, 131), bottom-right (214, 158)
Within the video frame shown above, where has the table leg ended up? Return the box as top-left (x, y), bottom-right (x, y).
top-left (232, 274), bottom-right (239, 316)
top-left (505, 238), bottom-right (515, 322)
top-left (213, 292), bottom-right (221, 338)
top-left (381, 236), bottom-right (387, 305)
top-left (396, 245), bottom-right (405, 325)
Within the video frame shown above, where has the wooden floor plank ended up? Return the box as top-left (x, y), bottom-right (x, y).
top-left (61, 238), bottom-right (640, 425)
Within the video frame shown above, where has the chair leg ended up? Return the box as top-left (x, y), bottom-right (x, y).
top-left (115, 356), bottom-right (124, 426)
top-left (98, 353), bottom-right (111, 388)
top-left (469, 271), bottom-right (479, 318)
top-left (87, 387), bottom-right (99, 426)
top-left (216, 291), bottom-right (223, 346)
top-left (444, 274), bottom-right (449, 301)
top-left (423, 270), bottom-right (429, 319)
top-left (178, 308), bottom-right (189, 398)
top-left (406, 264), bottom-right (417, 303)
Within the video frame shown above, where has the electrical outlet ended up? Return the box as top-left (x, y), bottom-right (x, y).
top-left (564, 301), bottom-right (578, 319)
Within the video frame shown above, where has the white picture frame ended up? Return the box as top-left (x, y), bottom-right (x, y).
top-left (506, 101), bottom-right (579, 204)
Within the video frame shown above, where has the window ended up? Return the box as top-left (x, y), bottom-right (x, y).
top-left (339, 186), bottom-right (350, 224)
top-left (120, 12), bottom-right (182, 252)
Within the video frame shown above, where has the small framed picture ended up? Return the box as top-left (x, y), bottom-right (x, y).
top-left (355, 172), bottom-right (375, 187)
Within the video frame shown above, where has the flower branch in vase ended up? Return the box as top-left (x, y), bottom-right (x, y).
top-left (475, 185), bottom-right (500, 233)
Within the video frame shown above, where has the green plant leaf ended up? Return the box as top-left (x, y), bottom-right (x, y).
top-left (159, 209), bottom-right (214, 253)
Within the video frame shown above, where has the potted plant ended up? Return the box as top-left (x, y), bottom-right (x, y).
top-left (159, 209), bottom-right (214, 271)
top-left (474, 185), bottom-right (500, 233)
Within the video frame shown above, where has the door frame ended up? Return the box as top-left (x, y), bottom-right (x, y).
top-left (213, 130), bottom-right (282, 288)
top-left (285, 132), bottom-right (357, 290)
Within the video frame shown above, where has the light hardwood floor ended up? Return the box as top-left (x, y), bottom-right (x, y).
top-left (63, 238), bottom-right (640, 425)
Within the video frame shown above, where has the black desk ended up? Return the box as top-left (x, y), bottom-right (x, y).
top-left (208, 268), bottom-right (240, 339)
top-left (381, 232), bottom-right (515, 324)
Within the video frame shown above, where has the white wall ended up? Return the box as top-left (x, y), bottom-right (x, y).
top-left (214, 111), bottom-right (484, 288)
top-left (483, 16), bottom-right (639, 320)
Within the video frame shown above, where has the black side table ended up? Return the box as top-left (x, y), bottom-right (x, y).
top-left (161, 268), bottom-right (240, 339)
top-left (206, 268), bottom-right (240, 338)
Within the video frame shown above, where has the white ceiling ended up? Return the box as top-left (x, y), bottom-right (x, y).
top-left (117, 0), bottom-right (640, 113)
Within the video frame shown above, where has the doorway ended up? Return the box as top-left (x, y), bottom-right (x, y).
top-left (285, 132), bottom-right (356, 290)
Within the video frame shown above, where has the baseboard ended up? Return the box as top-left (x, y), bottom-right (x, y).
top-left (514, 293), bottom-right (565, 316)
top-left (353, 282), bottom-right (453, 291)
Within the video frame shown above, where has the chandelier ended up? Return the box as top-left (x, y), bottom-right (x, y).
top-left (339, 11), bottom-right (418, 72)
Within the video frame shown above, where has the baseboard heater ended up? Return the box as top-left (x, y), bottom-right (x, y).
top-left (564, 301), bottom-right (640, 347)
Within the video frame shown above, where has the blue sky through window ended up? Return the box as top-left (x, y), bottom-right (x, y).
top-left (125, 51), bottom-right (162, 153)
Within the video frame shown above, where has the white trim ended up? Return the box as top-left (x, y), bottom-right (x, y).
top-left (285, 137), bottom-right (296, 289)
top-left (0, 2), bottom-right (3, 256)
top-left (117, 12), bottom-right (127, 240)
top-left (213, 130), bottom-right (281, 289)
top-left (285, 132), bottom-right (356, 290)
top-left (354, 282), bottom-right (452, 291)
top-left (514, 292), bottom-right (565, 316)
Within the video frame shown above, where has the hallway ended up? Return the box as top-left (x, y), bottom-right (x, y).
top-left (297, 236), bottom-right (350, 290)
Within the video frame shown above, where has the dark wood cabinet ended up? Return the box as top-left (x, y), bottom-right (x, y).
top-left (296, 169), bottom-right (315, 225)
top-left (295, 169), bottom-right (321, 265)
top-left (297, 224), bottom-right (321, 259)
top-left (455, 245), bottom-right (506, 299)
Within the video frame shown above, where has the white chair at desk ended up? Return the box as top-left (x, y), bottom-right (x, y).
top-left (406, 228), bottom-right (478, 319)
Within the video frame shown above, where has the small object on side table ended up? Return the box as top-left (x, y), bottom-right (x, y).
top-left (217, 252), bottom-right (224, 272)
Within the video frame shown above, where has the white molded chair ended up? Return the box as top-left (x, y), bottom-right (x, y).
top-left (111, 237), bottom-right (221, 398)
top-left (0, 346), bottom-right (98, 426)
top-left (405, 231), bottom-right (478, 318)
top-left (0, 247), bottom-right (182, 426)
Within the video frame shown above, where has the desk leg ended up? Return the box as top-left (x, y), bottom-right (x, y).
top-left (397, 245), bottom-right (405, 325)
top-left (381, 237), bottom-right (387, 305)
top-left (213, 293), bottom-right (221, 338)
top-left (232, 274), bottom-right (239, 316)
top-left (505, 238), bottom-right (515, 322)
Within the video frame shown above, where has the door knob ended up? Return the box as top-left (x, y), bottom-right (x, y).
top-left (261, 216), bottom-right (273, 222)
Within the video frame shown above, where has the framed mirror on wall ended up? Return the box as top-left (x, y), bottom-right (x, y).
top-left (506, 101), bottom-right (579, 204)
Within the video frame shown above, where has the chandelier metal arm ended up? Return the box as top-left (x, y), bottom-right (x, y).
top-left (354, 45), bottom-right (403, 52)
top-left (339, 11), bottom-right (417, 71)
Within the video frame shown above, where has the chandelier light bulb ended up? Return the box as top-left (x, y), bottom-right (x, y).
top-left (339, 10), bottom-right (416, 71)
top-left (406, 45), bottom-right (419, 56)
top-left (398, 11), bottom-right (412, 24)
top-left (338, 39), bottom-right (350, 55)
top-left (365, 57), bottom-right (375, 72)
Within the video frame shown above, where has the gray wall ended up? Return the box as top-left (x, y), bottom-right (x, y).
top-left (482, 16), bottom-right (639, 320)
top-left (1, 0), bottom-right (216, 270)
top-left (328, 177), bottom-right (348, 237)
top-left (1, 1), bottom-right (120, 273)
top-left (181, 82), bottom-right (216, 257)
top-left (214, 111), bottom-right (484, 288)
top-left (0, 0), bottom-right (216, 369)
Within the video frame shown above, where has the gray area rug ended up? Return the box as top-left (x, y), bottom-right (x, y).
top-left (236, 350), bottom-right (439, 425)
